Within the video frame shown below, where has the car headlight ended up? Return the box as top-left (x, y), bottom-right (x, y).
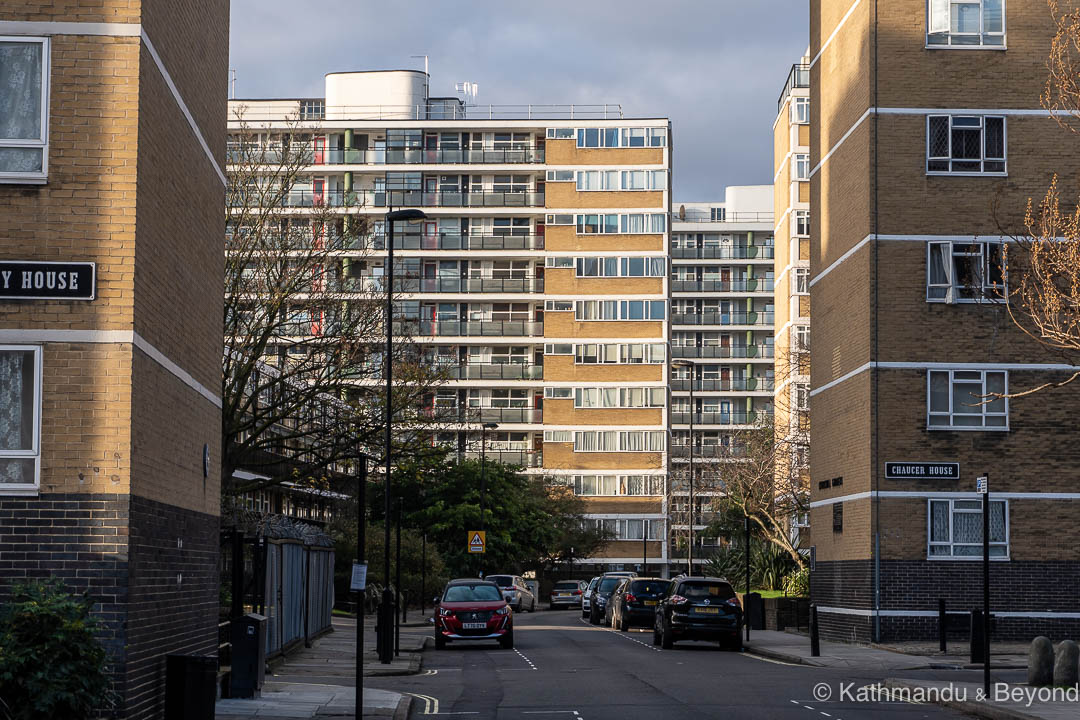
top-left (495, 605), bottom-right (510, 615)
top-left (438, 607), bottom-right (454, 617)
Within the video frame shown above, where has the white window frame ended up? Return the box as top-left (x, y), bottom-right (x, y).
top-left (0, 345), bottom-right (43, 495)
top-left (792, 267), bottom-right (810, 295)
top-left (0, 36), bottom-right (50, 184)
top-left (927, 369), bottom-right (1009, 430)
top-left (793, 154), bottom-right (810, 181)
top-left (793, 324), bottom-right (810, 352)
top-left (790, 96), bottom-right (810, 125)
top-left (927, 498), bottom-right (1010, 560)
top-left (794, 210), bottom-right (810, 237)
top-left (544, 430), bottom-right (572, 443)
top-left (926, 115), bottom-right (1007, 176)
top-left (926, 240), bottom-right (1005, 303)
top-left (926, 0), bottom-right (1006, 48)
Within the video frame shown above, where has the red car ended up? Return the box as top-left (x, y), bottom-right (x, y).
top-left (434, 579), bottom-right (514, 649)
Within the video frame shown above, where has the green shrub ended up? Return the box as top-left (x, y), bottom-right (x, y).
top-left (783, 566), bottom-right (810, 597)
top-left (0, 579), bottom-right (114, 719)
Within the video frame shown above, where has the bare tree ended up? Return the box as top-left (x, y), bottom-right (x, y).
top-left (995, 0), bottom-right (1080, 397)
top-left (223, 110), bottom-right (443, 502)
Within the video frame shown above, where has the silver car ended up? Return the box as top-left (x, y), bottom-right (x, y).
top-left (581, 576), bottom-right (601, 618)
top-left (487, 574), bottom-right (536, 612)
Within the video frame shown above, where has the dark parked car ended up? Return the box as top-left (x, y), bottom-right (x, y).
top-left (581, 576), bottom-right (601, 618)
top-left (588, 574), bottom-right (626, 625)
top-left (549, 580), bottom-right (586, 610)
top-left (434, 579), bottom-right (514, 650)
top-left (606, 577), bottom-right (668, 631)
top-left (653, 577), bottom-right (742, 650)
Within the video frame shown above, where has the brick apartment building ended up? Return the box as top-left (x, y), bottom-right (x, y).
top-left (810, 0), bottom-right (1080, 641)
top-left (0, 2), bottom-right (229, 716)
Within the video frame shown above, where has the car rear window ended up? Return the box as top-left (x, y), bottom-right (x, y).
top-left (487, 576), bottom-right (513, 588)
top-left (443, 584), bottom-right (503, 602)
top-left (678, 582), bottom-right (735, 600)
top-left (553, 582), bottom-right (580, 590)
top-left (598, 577), bottom-right (622, 592)
top-left (588, 577), bottom-right (600, 590)
top-left (630, 580), bottom-right (666, 595)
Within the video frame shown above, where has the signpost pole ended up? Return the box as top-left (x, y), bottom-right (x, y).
top-left (355, 456), bottom-right (366, 718)
top-left (981, 473), bottom-right (991, 698)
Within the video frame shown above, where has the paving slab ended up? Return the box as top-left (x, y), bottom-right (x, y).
top-left (885, 678), bottom-right (1080, 720)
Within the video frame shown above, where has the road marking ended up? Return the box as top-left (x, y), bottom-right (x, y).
top-left (422, 669), bottom-right (438, 676)
top-left (403, 692), bottom-right (440, 715)
top-left (742, 652), bottom-right (801, 666)
top-left (789, 701), bottom-right (842, 720)
top-left (514, 648), bottom-right (538, 670)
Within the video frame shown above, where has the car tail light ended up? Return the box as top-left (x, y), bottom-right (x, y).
top-left (726, 596), bottom-right (741, 609)
top-left (573, 590), bottom-right (582, 595)
top-left (625, 593), bottom-right (637, 604)
top-left (670, 595), bottom-right (688, 605)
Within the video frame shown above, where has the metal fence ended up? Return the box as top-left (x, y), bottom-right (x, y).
top-left (263, 540), bottom-right (335, 657)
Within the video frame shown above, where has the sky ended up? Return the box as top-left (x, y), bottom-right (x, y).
top-left (227, 1), bottom-right (809, 201)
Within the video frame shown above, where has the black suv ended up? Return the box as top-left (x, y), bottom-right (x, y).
top-left (606, 577), bottom-right (667, 631)
top-left (653, 577), bottom-right (742, 650)
top-left (587, 575), bottom-right (626, 625)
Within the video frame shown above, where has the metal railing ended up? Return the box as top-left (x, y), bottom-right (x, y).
top-left (254, 188), bottom-right (546, 209)
top-left (461, 448), bottom-right (543, 467)
top-left (672, 210), bottom-right (775, 224)
top-left (308, 147), bottom-right (546, 165)
top-left (670, 411), bottom-right (756, 426)
top-left (778, 63), bottom-right (811, 114)
top-left (670, 345), bottom-right (775, 359)
top-left (429, 407), bottom-right (543, 424)
top-left (670, 246), bottom-right (775, 260)
top-left (230, 103), bottom-right (625, 122)
top-left (670, 378), bottom-right (775, 392)
top-left (444, 363), bottom-right (544, 380)
top-left (362, 234), bottom-right (545, 252)
top-left (401, 320), bottom-right (544, 337)
top-left (670, 444), bottom-right (748, 459)
top-left (340, 276), bottom-right (544, 294)
top-left (670, 312), bottom-right (774, 326)
top-left (670, 279), bottom-right (775, 293)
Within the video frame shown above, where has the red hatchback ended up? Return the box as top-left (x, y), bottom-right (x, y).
top-left (434, 579), bottom-right (514, 649)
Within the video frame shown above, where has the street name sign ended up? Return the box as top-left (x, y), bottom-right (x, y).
top-left (885, 462), bottom-right (959, 480)
top-left (0, 260), bottom-right (95, 301)
top-left (468, 530), bottom-right (486, 554)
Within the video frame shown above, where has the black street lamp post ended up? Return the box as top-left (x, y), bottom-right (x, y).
top-left (672, 360), bottom-right (695, 575)
top-left (479, 421), bottom-right (497, 576)
top-left (379, 207), bottom-right (426, 664)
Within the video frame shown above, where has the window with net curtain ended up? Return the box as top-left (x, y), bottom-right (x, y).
top-left (929, 499), bottom-right (1008, 557)
top-left (0, 349), bottom-right (37, 486)
top-left (0, 39), bottom-right (47, 179)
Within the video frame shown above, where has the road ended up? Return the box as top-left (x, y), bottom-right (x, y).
top-left (368, 608), bottom-right (978, 720)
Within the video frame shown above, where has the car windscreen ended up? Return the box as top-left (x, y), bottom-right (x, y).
top-left (678, 582), bottom-right (735, 600)
top-left (443, 584), bottom-right (503, 602)
top-left (598, 577), bottom-right (622, 593)
top-left (553, 582), bottom-right (580, 590)
top-left (487, 576), bottom-right (513, 588)
top-left (630, 580), bottom-right (667, 595)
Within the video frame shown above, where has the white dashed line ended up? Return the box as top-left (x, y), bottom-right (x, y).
top-left (514, 648), bottom-right (538, 670)
top-left (578, 617), bottom-right (662, 652)
top-left (789, 699), bottom-right (843, 720)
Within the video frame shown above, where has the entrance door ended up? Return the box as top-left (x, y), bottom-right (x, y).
top-left (313, 136), bottom-right (325, 164)
top-left (425, 133), bottom-right (438, 163)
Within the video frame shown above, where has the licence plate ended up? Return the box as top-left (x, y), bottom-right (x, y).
top-left (643, 600), bottom-right (657, 606)
top-left (556, 593), bottom-right (569, 597)
top-left (463, 622), bottom-right (486, 629)
top-left (694, 607), bottom-right (720, 614)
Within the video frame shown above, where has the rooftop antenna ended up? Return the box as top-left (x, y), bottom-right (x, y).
top-left (410, 55), bottom-right (429, 76)
top-left (229, 68), bottom-right (236, 99)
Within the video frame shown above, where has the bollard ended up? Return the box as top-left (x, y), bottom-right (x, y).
top-left (810, 603), bottom-right (821, 657)
top-left (1028, 636), bottom-right (1054, 687)
top-left (970, 609), bottom-right (985, 665)
top-left (938, 598), bottom-right (947, 653)
top-left (1054, 640), bottom-right (1080, 687)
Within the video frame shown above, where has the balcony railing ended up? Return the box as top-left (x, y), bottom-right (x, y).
top-left (671, 312), bottom-right (774, 326)
top-left (672, 210), bottom-right (775, 224)
top-left (363, 234), bottom-right (545, 252)
top-left (778, 63), bottom-right (811, 114)
top-left (400, 320), bottom-right (544, 338)
top-left (670, 279), bottom-right (775, 293)
top-left (229, 103), bottom-right (624, 122)
top-left (670, 444), bottom-right (747, 459)
top-left (243, 188), bottom-right (546, 209)
top-left (670, 345), bottom-right (774, 360)
top-left (670, 411), bottom-right (756, 426)
top-left (441, 363), bottom-right (543, 380)
top-left (670, 246), bottom-right (775, 260)
top-left (670, 378), bottom-right (775, 392)
top-left (429, 407), bottom-right (542, 424)
top-left (305, 147), bottom-right (546, 166)
top-left (341, 277), bottom-right (544, 294)
top-left (461, 448), bottom-right (543, 468)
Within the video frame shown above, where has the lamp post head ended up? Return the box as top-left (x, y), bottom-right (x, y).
top-left (385, 209), bottom-right (428, 222)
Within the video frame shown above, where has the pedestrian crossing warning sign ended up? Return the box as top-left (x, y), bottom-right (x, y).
top-left (468, 530), bottom-right (486, 554)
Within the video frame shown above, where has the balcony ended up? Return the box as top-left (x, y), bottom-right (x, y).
top-left (670, 345), bottom-right (774, 360)
top-left (670, 279), bottom-right (775, 293)
top-left (670, 444), bottom-right (746, 459)
top-left (670, 312), bottom-right (774, 327)
top-left (260, 188), bottom-right (545, 209)
top-left (341, 276), bottom-right (544, 294)
top-left (461, 448), bottom-right (543, 468)
top-left (310, 146), bottom-right (546, 166)
top-left (229, 102), bottom-right (624, 122)
top-left (669, 246), bottom-right (775, 260)
top-left (670, 378), bottom-right (775, 392)
top-left (431, 407), bottom-right (543, 424)
top-left (671, 210), bottom-right (775, 224)
top-left (778, 63), bottom-right (811, 114)
top-left (444, 363), bottom-right (543, 380)
top-left (669, 411), bottom-right (756, 426)
top-left (364, 234), bottom-right (545, 252)
top-left (400, 320), bottom-right (544, 338)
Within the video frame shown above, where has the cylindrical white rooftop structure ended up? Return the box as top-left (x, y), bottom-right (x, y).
top-left (324, 70), bottom-right (429, 119)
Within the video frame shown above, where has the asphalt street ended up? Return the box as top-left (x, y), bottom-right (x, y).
top-left (367, 608), bottom-right (985, 720)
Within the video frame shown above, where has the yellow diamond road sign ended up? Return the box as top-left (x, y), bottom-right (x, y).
top-left (468, 530), bottom-right (486, 554)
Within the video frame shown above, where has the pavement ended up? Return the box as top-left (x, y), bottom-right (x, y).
top-left (216, 615), bottom-right (429, 719)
